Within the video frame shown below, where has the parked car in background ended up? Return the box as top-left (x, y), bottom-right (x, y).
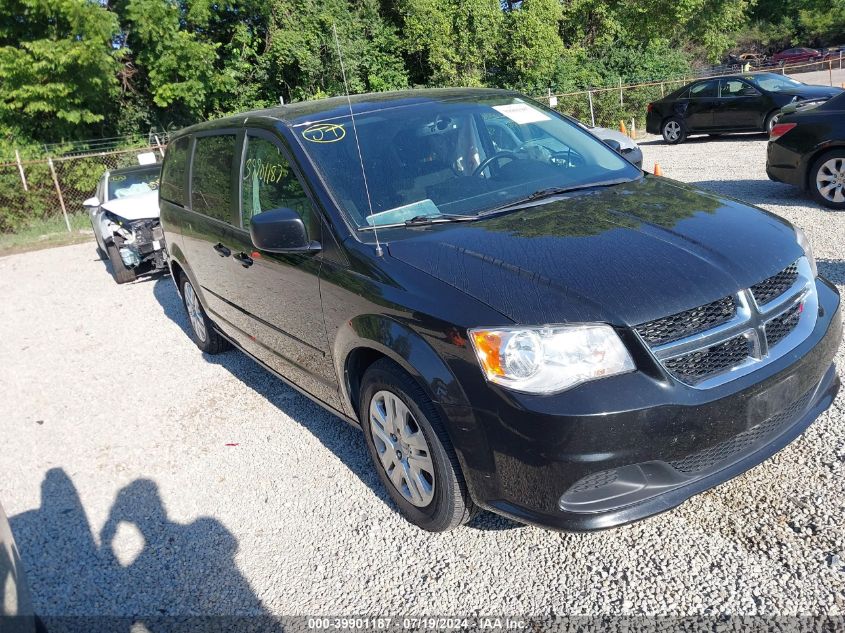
top-left (738, 53), bottom-right (766, 67)
top-left (161, 88), bottom-right (840, 533)
top-left (83, 165), bottom-right (167, 284)
top-left (572, 118), bottom-right (644, 169)
top-left (1, 502), bottom-right (37, 633)
top-left (647, 73), bottom-right (843, 143)
top-left (767, 92), bottom-right (845, 209)
top-left (771, 47), bottom-right (827, 66)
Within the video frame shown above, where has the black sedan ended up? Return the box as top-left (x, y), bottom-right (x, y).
top-left (767, 92), bottom-right (845, 209)
top-left (647, 73), bottom-right (842, 144)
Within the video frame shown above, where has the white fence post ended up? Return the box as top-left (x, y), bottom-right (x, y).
top-left (15, 149), bottom-right (28, 192)
top-left (588, 90), bottom-right (595, 127)
top-left (619, 78), bottom-right (623, 107)
top-left (48, 158), bottom-right (71, 233)
top-left (154, 134), bottom-right (165, 157)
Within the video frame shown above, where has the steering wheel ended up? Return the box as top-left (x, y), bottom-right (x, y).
top-left (550, 149), bottom-right (586, 168)
top-left (473, 151), bottom-right (520, 177)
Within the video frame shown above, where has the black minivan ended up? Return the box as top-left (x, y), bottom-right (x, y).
top-left (160, 88), bottom-right (841, 532)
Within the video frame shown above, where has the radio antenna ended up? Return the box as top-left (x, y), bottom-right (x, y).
top-left (332, 23), bottom-right (382, 257)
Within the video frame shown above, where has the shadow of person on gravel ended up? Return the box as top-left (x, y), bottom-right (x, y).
top-left (151, 277), bottom-right (523, 533)
top-left (11, 468), bottom-right (281, 632)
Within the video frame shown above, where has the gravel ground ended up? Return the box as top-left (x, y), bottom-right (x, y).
top-left (1, 135), bottom-right (844, 620)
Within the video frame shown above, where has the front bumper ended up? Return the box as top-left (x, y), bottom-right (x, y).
top-left (461, 278), bottom-right (841, 531)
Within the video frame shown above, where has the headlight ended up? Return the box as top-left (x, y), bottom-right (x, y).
top-left (795, 225), bottom-right (818, 277)
top-left (468, 324), bottom-right (635, 395)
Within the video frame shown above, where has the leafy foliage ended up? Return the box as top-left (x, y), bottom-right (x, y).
top-left (0, 0), bottom-right (121, 141)
top-left (1, 0), bottom-right (840, 150)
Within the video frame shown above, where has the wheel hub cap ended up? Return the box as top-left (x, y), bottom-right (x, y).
top-left (665, 122), bottom-right (680, 141)
top-left (369, 390), bottom-right (435, 507)
top-left (183, 282), bottom-right (207, 343)
top-left (817, 157), bottom-right (845, 204)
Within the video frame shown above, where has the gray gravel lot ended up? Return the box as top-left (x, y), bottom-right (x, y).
top-left (1, 135), bottom-right (844, 619)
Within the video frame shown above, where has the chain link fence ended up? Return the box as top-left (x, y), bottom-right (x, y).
top-left (0, 144), bottom-right (165, 235)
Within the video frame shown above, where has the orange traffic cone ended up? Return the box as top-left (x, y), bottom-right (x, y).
top-left (653, 163), bottom-right (663, 176)
top-left (619, 120), bottom-right (628, 137)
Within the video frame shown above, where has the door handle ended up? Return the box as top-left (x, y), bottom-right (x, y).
top-left (213, 243), bottom-right (231, 257)
top-left (234, 252), bottom-right (254, 268)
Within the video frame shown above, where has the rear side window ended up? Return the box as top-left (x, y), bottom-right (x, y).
top-left (690, 81), bottom-right (717, 99)
top-left (191, 135), bottom-right (237, 223)
top-left (241, 135), bottom-right (316, 237)
top-left (160, 137), bottom-right (189, 205)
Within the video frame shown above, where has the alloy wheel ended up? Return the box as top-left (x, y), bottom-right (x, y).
top-left (183, 281), bottom-right (208, 343)
top-left (816, 157), bottom-right (845, 204)
top-left (664, 121), bottom-right (681, 141)
top-left (369, 390), bottom-right (435, 507)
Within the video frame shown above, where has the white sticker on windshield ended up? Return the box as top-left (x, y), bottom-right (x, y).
top-left (492, 102), bottom-right (551, 125)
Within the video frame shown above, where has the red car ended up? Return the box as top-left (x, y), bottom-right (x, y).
top-left (771, 47), bottom-right (827, 66)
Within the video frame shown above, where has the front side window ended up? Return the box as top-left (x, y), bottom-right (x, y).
top-left (161, 137), bottom-right (189, 205)
top-left (721, 80), bottom-right (758, 98)
top-left (191, 135), bottom-right (236, 223)
top-left (295, 96), bottom-right (639, 228)
top-left (689, 81), bottom-right (717, 99)
top-left (241, 136), bottom-right (314, 236)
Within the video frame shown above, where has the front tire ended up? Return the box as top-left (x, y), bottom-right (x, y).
top-left (810, 150), bottom-right (845, 210)
top-left (662, 117), bottom-right (686, 144)
top-left (359, 358), bottom-right (476, 532)
top-left (106, 242), bottom-right (136, 284)
top-left (180, 274), bottom-right (230, 353)
top-left (765, 110), bottom-right (781, 135)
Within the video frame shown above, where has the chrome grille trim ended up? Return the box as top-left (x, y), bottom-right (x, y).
top-left (637, 258), bottom-right (817, 389)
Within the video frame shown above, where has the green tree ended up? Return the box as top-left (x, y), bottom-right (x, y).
top-left (0, 0), bottom-right (121, 142)
top-left (502, 0), bottom-right (565, 92)
top-left (265, 0), bottom-right (408, 102)
top-left (399, 0), bottom-right (503, 86)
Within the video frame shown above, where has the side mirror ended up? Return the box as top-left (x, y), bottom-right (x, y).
top-left (83, 196), bottom-right (100, 208)
top-left (603, 138), bottom-right (623, 153)
top-left (249, 208), bottom-right (321, 254)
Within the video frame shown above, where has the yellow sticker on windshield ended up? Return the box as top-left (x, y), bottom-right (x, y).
top-left (302, 123), bottom-right (346, 143)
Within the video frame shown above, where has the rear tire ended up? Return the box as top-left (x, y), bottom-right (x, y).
top-left (179, 274), bottom-right (230, 354)
top-left (106, 242), bottom-right (136, 284)
top-left (662, 117), bottom-right (686, 144)
top-left (809, 150), bottom-right (845, 210)
top-left (359, 358), bottom-right (476, 532)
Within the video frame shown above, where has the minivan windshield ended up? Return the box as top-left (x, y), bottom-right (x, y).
top-left (295, 95), bottom-right (640, 228)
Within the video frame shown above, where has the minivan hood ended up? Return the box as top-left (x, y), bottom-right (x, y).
top-left (387, 177), bottom-right (802, 326)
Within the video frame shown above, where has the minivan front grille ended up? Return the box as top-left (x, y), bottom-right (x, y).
top-left (751, 263), bottom-right (798, 306)
top-left (636, 259), bottom-right (816, 389)
top-left (765, 302), bottom-right (803, 349)
top-left (662, 335), bottom-right (752, 385)
top-left (637, 296), bottom-right (736, 346)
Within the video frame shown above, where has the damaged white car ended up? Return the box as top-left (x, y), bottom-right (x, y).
top-left (83, 165), bottom-right (167, 284)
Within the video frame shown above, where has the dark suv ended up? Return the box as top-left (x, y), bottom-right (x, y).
top-left (160, 89), bottom-right (841, 532)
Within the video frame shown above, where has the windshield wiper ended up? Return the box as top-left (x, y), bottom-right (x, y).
top-left (358, 213), bottom-right (476, 231)
top-left (404, 213), bottom-right (475, 226)
top-left (477, 178), bottom-right (635, 218)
